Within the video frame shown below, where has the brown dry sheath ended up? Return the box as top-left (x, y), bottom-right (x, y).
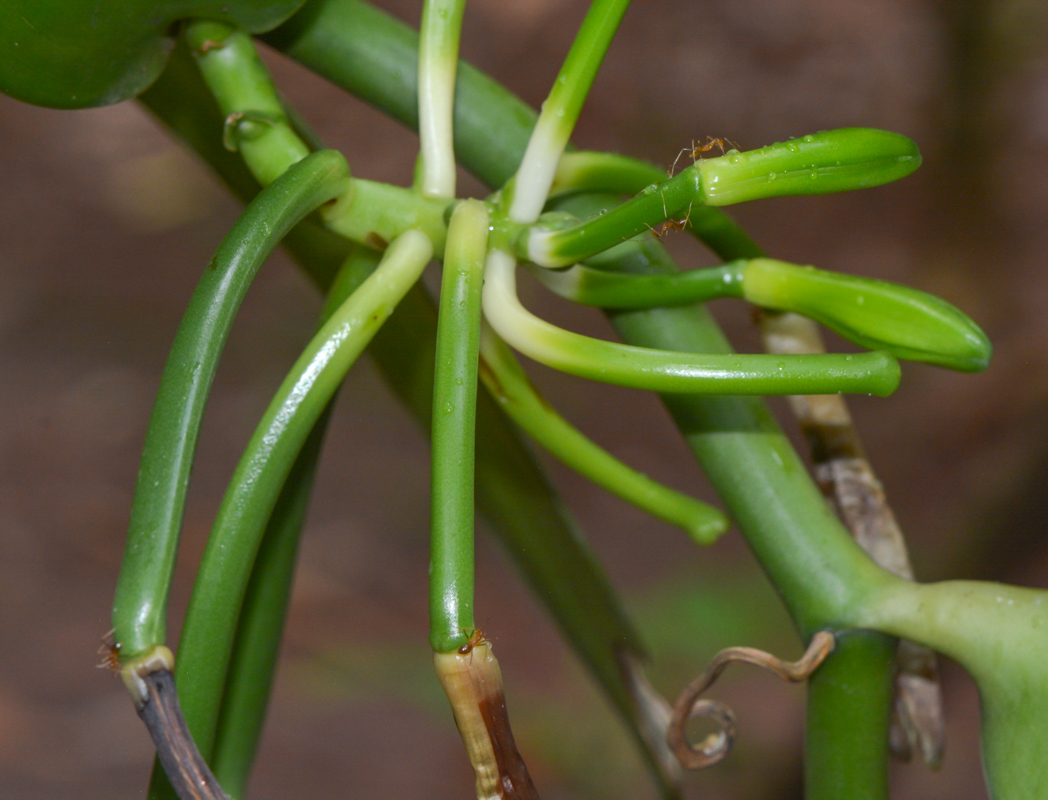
top-left (435, 642), bottom-right (540, 800)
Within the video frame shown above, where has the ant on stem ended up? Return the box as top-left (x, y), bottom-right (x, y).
top-left (457, 627), bottom-right (489, 661)
top-left (670, 135), bottom-right (741, 177)
top-left (646, 188), bottom-right (695, 240)
top-left (97, 629), bottom-right (121, 672)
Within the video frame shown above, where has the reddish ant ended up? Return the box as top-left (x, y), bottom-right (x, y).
top-left (670, 136), bottom-right (741, 176)
top-left (646, 199), bottom-right (694, 240)
top-left (97, 630), bottom-right (121, 672)
top-left (458, 627), bottom-right (489, 657)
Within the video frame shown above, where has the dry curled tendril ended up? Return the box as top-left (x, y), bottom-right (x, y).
top-left (668, 630), bottom-right (836, 770)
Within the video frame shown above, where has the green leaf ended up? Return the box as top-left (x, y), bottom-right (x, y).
top-left (0, 0), bottom-right (308, 108)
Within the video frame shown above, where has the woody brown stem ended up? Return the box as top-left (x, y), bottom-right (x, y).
top-left (122, 647), bottom-right (230, 800)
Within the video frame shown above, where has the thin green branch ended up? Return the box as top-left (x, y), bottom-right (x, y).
top-left (208, 248), bottom-right (382, 798)
top-left (508, 0), bottom-right (632, 222)
top-left (483, 248), bottom-right (901, 396)
top-left (478, 326), bottom-right (728, 544)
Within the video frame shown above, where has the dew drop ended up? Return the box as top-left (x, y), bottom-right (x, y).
top-left (802, 134), bottom-right (815, 143)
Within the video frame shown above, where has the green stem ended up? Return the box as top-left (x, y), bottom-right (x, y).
top-left (186, 20), bottom-right (311, 185)
top-left (478, 326), bottom-right (728, 544)
top-left (528, 260), bottom-right (745, 308)
top-left (140, 47), bottom-right (672, 796)
top-left (531, 255), bottom-right (991, 371)
top-left (508, 0), bottom-right (632, 222)
top-left (323, 178), bottom-right (452, 252)
top-left (523, 129), bottom-right (920, 268)
top-left (207, 249), bottom-right (381, 798)
top-left (111, 149), bottom-right (349, 660)
top-left (171, 230), bottom-right (431, 763)
top-left (551, 150), bottom-right (765, 260)
top-left (804, 631), bottom-right (894, 800)
top-left (417, 0), bottom-right (467, 197)
top-left (205, 406), bottom-right (333, 800)
top-left (430, 200), bottom-right (488, 652)
top-left (483, 248), bottom-right (901, 396)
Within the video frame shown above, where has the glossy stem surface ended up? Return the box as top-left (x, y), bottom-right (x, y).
top-left (111, 149), bottom-right (348, 660)
top-left (484, 249), bottom-right (901, 397)
top-left (508, 0), bottom-right (632, 222)
top-left (417, 0), bottom-right (467, 197)
top-left (187, 20), bottom-right (311, 185)
top-left (430, 200), bottom-right (488, 652)
top-left (170, 230), bottom-right (430, 764)
top-left (207, 251), bottom-right (380, 798)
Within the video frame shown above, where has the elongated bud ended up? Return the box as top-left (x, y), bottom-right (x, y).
top-left (434, 641), bottom-right (540, 800)
top-left (741, 258), bottom-right (991, 372)
top-left (699, 128), bottom-right (921, 206)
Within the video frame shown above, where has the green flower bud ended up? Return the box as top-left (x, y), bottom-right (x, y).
top-left (699, 128), bottom-right (922, 206)
top-left (741, 258), bottom-right (991, 372)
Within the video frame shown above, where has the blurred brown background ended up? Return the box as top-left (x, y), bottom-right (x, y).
top-left (1, 0), bottom-right (1046, 797)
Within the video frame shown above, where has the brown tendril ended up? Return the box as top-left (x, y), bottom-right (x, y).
top-left (668, 630), bottom-right (836, 770)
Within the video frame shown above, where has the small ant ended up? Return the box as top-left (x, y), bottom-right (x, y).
top-left (670, 136), bottom-right (741, 176)
top-left (97, 630), bottom-right (121, 672)
top-left (646, 200), bottom-right (694, 240)
top-left (458, 627), bottom-right (489, 657)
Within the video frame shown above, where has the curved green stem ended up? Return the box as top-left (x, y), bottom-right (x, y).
top-left (478, 326), bottom-right (728, 544)
top-left (111, 149), bottom-right (349, 660)
top-left (483, 249), bottom-right (901, 396)
top-left (170, 230), bottom-right (431, 763)
top-left (417, 0), bottom-right (467, 197)
top-left (531, 255), bottom-right (990, 371)
top-left (207, 249), bottom-right (381, 798)
top-left (430, 200), bottom-right (488, 652)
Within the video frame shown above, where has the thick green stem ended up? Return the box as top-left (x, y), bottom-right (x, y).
top-left (430, 200), bottom-right (488, 652)
top-left (187, 20), bottom-right (311, 185)
top-left (804, 631), bottom-right (895, 800)
top-left (111, 149), bottom-right (349, 660)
